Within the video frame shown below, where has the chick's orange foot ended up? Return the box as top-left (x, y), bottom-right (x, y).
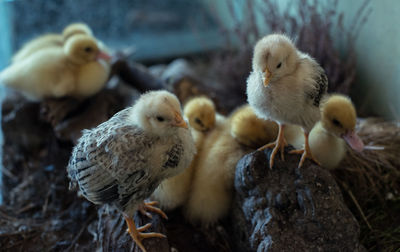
top-left (124, 216), bottom-right (166, 252)
top-left (289, 146), bottom-right (321, 168)
top-left (258, 124), bottom-right (287, 169)
top-left (138, 201), bottom-right (168, 220)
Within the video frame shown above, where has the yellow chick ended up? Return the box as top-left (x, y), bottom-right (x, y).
top-left (230, 104), bottom-right (279, 149)
top-left (11, 23), bottom-right (93, 63)
top-left (184, 109), bottom-right (252, 226)
top-left (152, 97), bottom-right (217, 210)
top-left (286, 94), bottom-right (364, 169)
top-left (184, 96), bottom-right (216, 133)
top-left (0, 34), bottom-right (111, 100)
top-left (62, 23), bottom-right (93, 41)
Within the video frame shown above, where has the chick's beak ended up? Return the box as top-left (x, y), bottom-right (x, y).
top-left (263, 67), bottom-right (271, 87)
top-left (342, 130), bottom-right (364, 152)
top-left (96, 51), bottom-right (112, 61)
top-left (172, 111), bottom-right (188, 129)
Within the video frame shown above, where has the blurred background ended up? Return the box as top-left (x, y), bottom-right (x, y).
top-left (0, 0), bottom-right (399, 120)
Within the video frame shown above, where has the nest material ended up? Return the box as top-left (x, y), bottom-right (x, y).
top-left (337, 118), bottom-right (400, 202)
top-left (333, 118), bottom-right (400, 251)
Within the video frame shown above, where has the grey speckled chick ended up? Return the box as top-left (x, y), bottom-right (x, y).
top-left (247, 34), bottom-right (328, 169)
top-left (67, 90), bottom-right (195, 252)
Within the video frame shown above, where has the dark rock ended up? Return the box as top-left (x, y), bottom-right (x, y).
top-left (232, 148), bottom-right (366, 252)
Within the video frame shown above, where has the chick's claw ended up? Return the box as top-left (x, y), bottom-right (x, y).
top-left (258, 124), bottom-right (287, 169)
top-left (138, 201), bottom-right (168, 220)
top-left (289, 147), bottom-right (321, 168)
top-left (125, 216), bottom-right (166, 252)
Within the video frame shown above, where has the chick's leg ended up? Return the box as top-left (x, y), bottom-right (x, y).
top-left (289, 131), bottom-right (320, 168)
top-left (124, 216), bottom-right (166, 252)
top-left (258, 124), bottom-right (287, 169)
top-left (138, 201), bottom-right (168, 220)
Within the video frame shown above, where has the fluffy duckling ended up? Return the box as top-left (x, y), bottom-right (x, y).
top-left (62, 22), bottom-right (93, 41)
top-left (286, 95), bottom-right (364, 169)
top-left (68, 91), bottom-right (195, 252)
top-left (11, 23), bottom-right (93, 63)
top-left (246, 34), bottom-right (328, 168)
top-left (184, 109), bottom-right (252, 226)
top-left (230, 104), bottom-right (278, 149)
top-left (0, 34), bottom-right (111, 100)
top-left (184, 96), bottom-right (216, 132)
top-left (152, 97), bottom-right (216, 210)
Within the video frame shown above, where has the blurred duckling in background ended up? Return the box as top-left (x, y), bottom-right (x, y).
top-left (0, 33), bottom-right (111, 100)
top-left (230, 104), bottom-right (279, 149)
top-left (184, 96), bottom-right (216, 132)
top-left (62, 23), bottom-right (94, 41)
top-left (183, 96), bottom-right (216, 149)
top-left (184, 106), bottom-right (254, 226)
top-left (152, 97), bottom-right (217, 210)
top-left (11, 23), bottom-right (94, 63)
top-left (286, 94), bottom-right (364, 169)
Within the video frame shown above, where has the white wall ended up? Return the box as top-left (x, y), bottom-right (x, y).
top-left (339, 0), bottom-right (400, 119)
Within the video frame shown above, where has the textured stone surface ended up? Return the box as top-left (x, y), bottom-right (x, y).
top-left (232, 148), bottom-right (366, 252)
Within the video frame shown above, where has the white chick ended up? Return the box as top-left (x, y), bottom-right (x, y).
top-left (11, 23), bottom-right (94, 63)
top-left (247, 33), bottom-right (328, 168)
top-left (230, 104), bottom-right (278, 149)
top-left (184, 109), bottom-right (251, 226)
top-left (0, 34), bottom-right (111, 100)
top-left (67, 90), bottom-right (196, 252)
top-left (286, 94), bottom-right (364, 169)
top-left (152, 96), bottom-right (216, 210)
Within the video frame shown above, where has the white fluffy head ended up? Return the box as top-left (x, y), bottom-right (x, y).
top-left (130, 90), bottom-right (187, 136)
top-left (252, 34), bottom-right (299, 82)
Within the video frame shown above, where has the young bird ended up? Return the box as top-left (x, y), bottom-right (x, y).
top-left (247, 34), bottom-right (328, 168)
top-left (230, 104), bottom-right (278, 149)
top-left (152, 96), bottom-right (216, 210)
top-left (67, 90), bottom-right (196, 252)
top-left (0, 34), bottom-right (111, 100)
top-left (11, 23), bottom-right (94, 63)
top-left (184, 109), bottom-right (253, 225)
top-left (183, 96), bottom-right (216, 133)
top-left (286, 95), bottom-right (364, 169)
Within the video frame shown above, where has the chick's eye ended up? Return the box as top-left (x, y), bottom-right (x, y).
top-left (84, 47), bottom-right (93, 53)
top-left (156, 116), bottom-right (165, 122)
top-left (276, 62), bottom-right (282, 69)
top-left (332, 118), bottom-right (342, 128)
top-left (194, 117), bottom-right (204, 127)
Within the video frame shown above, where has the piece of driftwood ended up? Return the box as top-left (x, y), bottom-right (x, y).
top-left (231, 148), bottom-right (366, 252)
top-left (111, 58), bottom-right (165, 92)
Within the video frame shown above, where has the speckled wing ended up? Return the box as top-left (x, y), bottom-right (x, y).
top-left (67, 108), bottom-right (156, 211)
top-left (306, 64), bottom-right (328, 107)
